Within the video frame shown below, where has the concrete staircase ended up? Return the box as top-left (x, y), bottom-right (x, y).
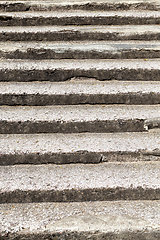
top-left (0, 0), bottom-right (160, 239)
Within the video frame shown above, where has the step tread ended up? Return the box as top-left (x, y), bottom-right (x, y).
top-left (0, 58), bottom-right (160, 69)
top-left (0, 105), bottom-right (160, 133)
top-left (1, 80), bottom-right (160, 94)
top-left (0, 24), bottom-right (160, 33)
top-left (0, 59), bottom-right (160, 81)
top-left (1, 40), bottom-right (160, 52)
top-left (1, 25), bottom-right (159, 41)
top-left (1, 104), bottom-right (160, 122)
top-left (0, 131), bottom-right (159, 164)
top-left (0, 161), bottom-right (160, 202)
top-left (1, 80), bottom-right (160, 105)
top-left (1, 200), bottom-right (160, 238)
top-left (1, 9), bottom-right (160, 17)
top-left (1, 41), bottom-right (160, 59)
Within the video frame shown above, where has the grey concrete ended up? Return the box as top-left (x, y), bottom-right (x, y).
top-left (1, 201), bottom-right (160, 239)
top-left (0, 0), bottom-right (160, 12)
top-left (0, 10), bottom-right (160, 25)
top-left (0, 104), bottom-right (160, 133)
top-left (0, 25), bottom-right (160, 41)
top-left (1, 80), bottom-right (160, 105)
top-left (0, 59), bottom-right (160, 81)
top-left (0, 161), bottom-right (160, 203)
top-left (0, 131), bottom-right (159, 165)
top-left (1, 41), bottom-right (160, 59)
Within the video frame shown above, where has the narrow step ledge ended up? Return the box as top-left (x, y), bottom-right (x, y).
top-left (0, 161), bottom-right (160, 203)
top-left (0, 10), bottom-right (160, 26)
top-left (0, 25), bottom-right (160, 41)
top-left (1, 200), bottom-right (160, 240)
top-left (0, 59), bottom-right (160, 81)
top-left (0, 105), bottom-right (160, 133)
top-left (1, 41), bottom-right (160, 59)
top-left (1, 80), bottom-right (160, 105)
top-left (0, 0), bottom-right (160, 12)
top-left (0, 131), bottom-right (159, 165)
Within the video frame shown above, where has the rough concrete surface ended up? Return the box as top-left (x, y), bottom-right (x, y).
top-left (1, 41), bottom-right (160, 59)
top-left (0, 25), bottom-right (160, 41)
top-left (0, 59), bottom-right (160, 81)
top-left (0, 80), bottom-right (160, 105)
top-left (0, 201), bottom-right (160, 239)
top-left (0, 161), bottom-right (160, 203)
top-left (0, 131), bottom-right (159, 165)
top-left (0, 104), bottom-right (160, 133)
top-left (0, 10), bottom-right (160, 26)
top-left (0, 0), bottom-right (160, 12)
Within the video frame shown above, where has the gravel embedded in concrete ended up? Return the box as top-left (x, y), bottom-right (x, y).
top-left (0, 59), bottom-right (160, 81)
top-left (0, 25), bottom-right (160, 41)
top-left (0, 131), bottom-right (159, 165)
top-left (0, 104), bottom-right (159, 133)
top-left (1, 200), bottom-right (160, 239)
top-left (0, 161), bottom-right (160, 203)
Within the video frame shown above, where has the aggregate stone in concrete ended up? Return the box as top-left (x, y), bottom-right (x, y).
top-left (0, 59), bottom-right (160, 81)
top-left (0, 10), bottom-right (160, 26)
top-left (1, 80), bottom-right (160, 105)
top-left (0, 161), bottom-right (160, 203)
top-left (0, 104), bottom-right (160, 133)
top-left (1, 41), bottom-right (160, 59)
top-left (0, 200), bottom-right (160, 239)
top-left (0, 131), bottom-right (159, 165)
top-left (0, 25), bottom-right (160, 41)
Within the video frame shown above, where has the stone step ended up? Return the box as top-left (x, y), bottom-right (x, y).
top-left (0, 161), bottom-right (160, 203)
top-left (0, 59), bottom-right (160, 81)
top-left (0, 131), bottom-right (159, 165)
top-left (0, 0), bottom-right (159, 12)
top-left (1, 200), bottom-right (160, 239)
top-left (1, 80), bottom-right (160, 105)
top-left (1, 41), bottom-right (160, 59)
top-left (0, 105), bottom-right (160, 134)
top-left (0, 10), bottom-right (160, 26)
top-left (0, 25), bottom-right (160, 41)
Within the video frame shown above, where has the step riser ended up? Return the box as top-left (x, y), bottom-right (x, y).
top-left (1, 188), bottom-right (160, 203)
top-left (1, 93), bottom-right (160, 105)
top-left (0, 16), bottom-right (160, 26)
top-left (1, 231), bottom-right (160, 240)
top-left (1, 151), bottom-right (159, 166)
top-left (0, 119), bottom-right (146, 134)
top-left (2, 49), bottom-right (160, 59)
top-left (0, 2), bottom-right (159, 12)
top-left (1, 31), bottom-right (160, 41)
top-left (1, 69), bottom-right (160, 81)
